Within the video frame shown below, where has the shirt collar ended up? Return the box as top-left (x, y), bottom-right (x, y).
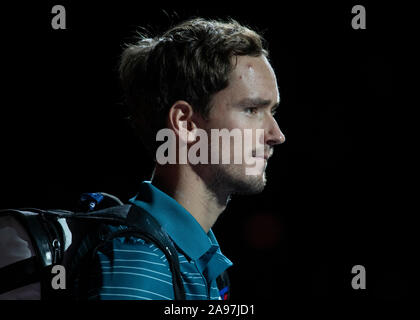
top-left (129, 181), bottom-right (217, 261)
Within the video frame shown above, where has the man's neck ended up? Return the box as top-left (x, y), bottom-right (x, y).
top-left (151, 165), bottom-right (228, 233)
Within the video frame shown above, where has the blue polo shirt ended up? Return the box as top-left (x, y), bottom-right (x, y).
top-left (87, 181), bottom-right (233, 300)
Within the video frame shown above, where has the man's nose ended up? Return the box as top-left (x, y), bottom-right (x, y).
top-left (265, 117), bottom-right (286, 146)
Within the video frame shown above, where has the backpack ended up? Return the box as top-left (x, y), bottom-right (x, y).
top-left (0, 192), bottom-right (230, 300)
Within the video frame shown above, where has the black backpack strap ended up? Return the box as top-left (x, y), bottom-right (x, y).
top-left (0, 257), bottom-right (39, 294)
top-left (125, 204), bottom-right (186, 300)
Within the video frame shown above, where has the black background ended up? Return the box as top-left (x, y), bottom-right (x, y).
top-left (0, 0), bottom-right (415, 308)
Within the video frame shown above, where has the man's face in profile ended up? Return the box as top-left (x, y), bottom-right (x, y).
top-left (196, 55), bottom-right (285, 195)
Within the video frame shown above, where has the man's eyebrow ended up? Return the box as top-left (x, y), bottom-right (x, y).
top-left (236, 97), bottom-right (280, 110)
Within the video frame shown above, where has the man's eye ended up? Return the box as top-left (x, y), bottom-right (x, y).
top-left (245, 107), bottom-right (259, 115)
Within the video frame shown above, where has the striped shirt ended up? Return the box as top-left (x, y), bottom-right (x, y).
top-left (87, 181), bottom-right (233, 300)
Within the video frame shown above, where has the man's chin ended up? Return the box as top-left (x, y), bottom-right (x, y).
top-left (225, 166), bottom-right (267, 195)
top-left (205, 164), bottom-right (268, 196)
top-left (233, 174), bottom-right (266, 195)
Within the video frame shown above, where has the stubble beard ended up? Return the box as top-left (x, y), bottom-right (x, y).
top-left (208, 162), bottom-right (267, 197)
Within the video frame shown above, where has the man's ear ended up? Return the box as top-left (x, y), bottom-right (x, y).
top-left (167, 100), bottom-right (198, 143)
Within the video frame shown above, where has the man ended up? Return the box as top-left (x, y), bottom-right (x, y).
top-left (88, 17), bottom-right (285, 300)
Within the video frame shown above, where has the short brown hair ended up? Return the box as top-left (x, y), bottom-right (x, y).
top-left (119, 17), bottom-right (268, 155)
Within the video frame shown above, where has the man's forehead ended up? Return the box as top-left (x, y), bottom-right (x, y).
top-left (230, 55), bottom-right (277, 83)
top-left (229, 56), bottom-right (279, 101)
